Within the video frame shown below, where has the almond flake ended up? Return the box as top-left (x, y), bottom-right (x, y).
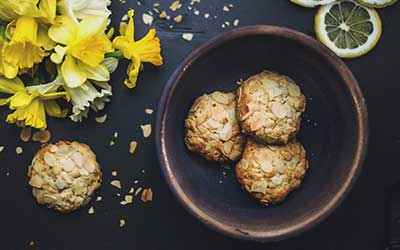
top-left (169, 0), bottom-right (182, 11)
top-left (16, 147), bottom-right (23, 155)
top-left (182, 33), bottom-right (193, 41)
top-left (32, 130), bottom-right (51, 143)
top-left (140, 124), bottom-right (152, 138)
top-left (128, 187), bottom-right (134, 194)
top-left (145, 108), bottom-right (154, 114)
top-left (233, 19), bottom-right (239, 26)
top-left (129, 141), bottom-right (138, 154)
top-left (111, 180), bottom-right (122, 189)
top-left (173, 15), bottom-right (183, 23)
top-left (135, 187), bottom-right (143, 196)
top-left (142, 13), bottom-right (153, 25)
top-left (20, 127), bottom-right (31, 142)
top-left (119, 219), bottom-right (126, 228)
top-left (88, 206), bottom-right (95, 214)
top-left (223, 5), bottom-right (230, 12)
top-left (96, 196), bottom-right (103, 201)
top-left (0, 146), bottom-right (4, 153)
top-left (141, 188), bottom-right (153, 202)
top-left (95, 114), bottom-right (107, 123)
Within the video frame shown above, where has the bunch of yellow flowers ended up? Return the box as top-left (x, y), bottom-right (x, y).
top-left (0, 0), bottom-right (163, 130)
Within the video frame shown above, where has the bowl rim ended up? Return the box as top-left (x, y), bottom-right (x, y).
top-left (155, 25), bottom-right (369, 242)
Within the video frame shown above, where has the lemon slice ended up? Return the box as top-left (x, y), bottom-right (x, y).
top-left (355, 0), bottom-right (398, 8)
top-left (315, 0), bottom-right (382, 58)
top-left (290, 0), bottom-right (336, 7)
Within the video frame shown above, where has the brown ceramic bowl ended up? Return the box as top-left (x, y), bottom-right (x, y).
top-left (155, 26), bottom-right (368, 242)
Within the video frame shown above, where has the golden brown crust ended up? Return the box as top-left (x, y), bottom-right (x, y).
top-left (185, 91), bottom-right (245, 162)
top-left (28, 141), bottom-right (102, 213)
top-left (236, 71), bottom-right (306, 145)
top-left (236, 139), bottom-right (309, 206)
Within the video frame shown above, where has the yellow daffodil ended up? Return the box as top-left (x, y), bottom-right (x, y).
top-left (0, 76), bottom-right (67, 129)
top-left (112, 10), bottom-right (163, 88)
top-left (0, 0), bottom-right (57, 79)
top-left (0, 27), bottom-right (18, 78)
top-left (49, 15), bottom-right (113, 88)
top-left (0, 0), bottom-right (57, 22)
top-left (3, 16), bottom-right (46, 78)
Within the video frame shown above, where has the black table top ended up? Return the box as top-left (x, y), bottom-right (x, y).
top-left (1, 1), bottom-right (399, 249)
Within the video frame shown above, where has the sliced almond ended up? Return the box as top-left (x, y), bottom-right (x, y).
top-left (88, 206), bottom-right (95, 214)
top-left (95, 114), bottom-right (107, 124)
top-left (140, 124), bottom-right (152, 138)
top-left (20, 127), bottom-right (32, 142)
top-left (59, 158), bottom-right (76, 172)
top-left (129, 141), bottom-right (138, 154)
top-left (141, 188), bottom-right (153, 202)
top-left (32, 130), bottom-right (51, 143)
top-left (29, 175), bottom-right (44, 188)
top-left (111, 180), bottom-right (122, 189)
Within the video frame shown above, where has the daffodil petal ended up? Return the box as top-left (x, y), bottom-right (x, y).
top-left (77, 15), bottom-right (108, 40)
top-left (48, 16), bottom-right (77, 45)
top-left (78, 61), bottom-right (110, 82)
top-left (37, 25), bottom-right (56, 50)
top-left (9, 91), bottom-right (35, 109)
top-left (61, 55), bottom-right (87, 88)
top-left (7, 98), bottom-right (47, 129)
top-left (38, 0), bottom-right (57, 23)
top-left (50, 45), bottom-right (67, 64)
top-left (124, 9), bottom-right (135, 40)
top-left (0, 97), bottom-right (10, 106)
top-left (125, 55), bottom-right (141, 89)
top-left (0, 76), bottom-right (25, 94)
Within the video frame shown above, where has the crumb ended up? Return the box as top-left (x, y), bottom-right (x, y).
top-left (169, 0), bottom-right (182, 11)
top-left (113, 132), bottom-right (119, 138)
top-left (128, 187), bottom-right (134, 194)
top-left (96, 196), bottom-right (103, 202)
top-left (88, 206), bottom-right (95, 214)
top-left (135, 187), bottom-right (143, 196)
top-left (0, 146), bottom-right (4, 153)
top-left (16, 146), bottom-right (23, 155)
top-left (233, 19), bottom-right (239, 26)
top-left (112, 171), bottom-right (118, 176)
top-left (119, 219), bottom-right (126, 228)
top-left (109, 140), bottom-right (116, 146)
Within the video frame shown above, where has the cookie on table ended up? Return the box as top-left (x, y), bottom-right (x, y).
top-left (185, 91), bottom-right (245, 162)
top-left (235, 139), bottom-right (309, 206)
top-left (27, 141), bottom-right (102, 213)
top-left (236, 71), bottom-right (306, 145)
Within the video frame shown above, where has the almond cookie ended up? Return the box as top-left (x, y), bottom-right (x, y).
top-left (27, 141), bottom-right (102, 213)
top-left (236, 71), bottom-right (306, 145)
top-left (185, 91), bottom-right (245, 162)
top-left (236, 139), bottom-right (309, 206)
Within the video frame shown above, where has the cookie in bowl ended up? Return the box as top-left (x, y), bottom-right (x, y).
top-left (185, 91), bottom-right (245, 162)
top-left (27, 141), bottom-right (102, 213)
top-left (236, 139), bottom-right (309, 206)
top-left (236, 71), bottom-right (306, 145)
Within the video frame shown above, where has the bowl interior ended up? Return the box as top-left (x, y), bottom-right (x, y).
top-left (158, 28), bottom-right (366, 241)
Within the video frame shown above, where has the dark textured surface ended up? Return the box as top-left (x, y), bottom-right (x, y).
top-left (0, 1), bottom-right (399, 249)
